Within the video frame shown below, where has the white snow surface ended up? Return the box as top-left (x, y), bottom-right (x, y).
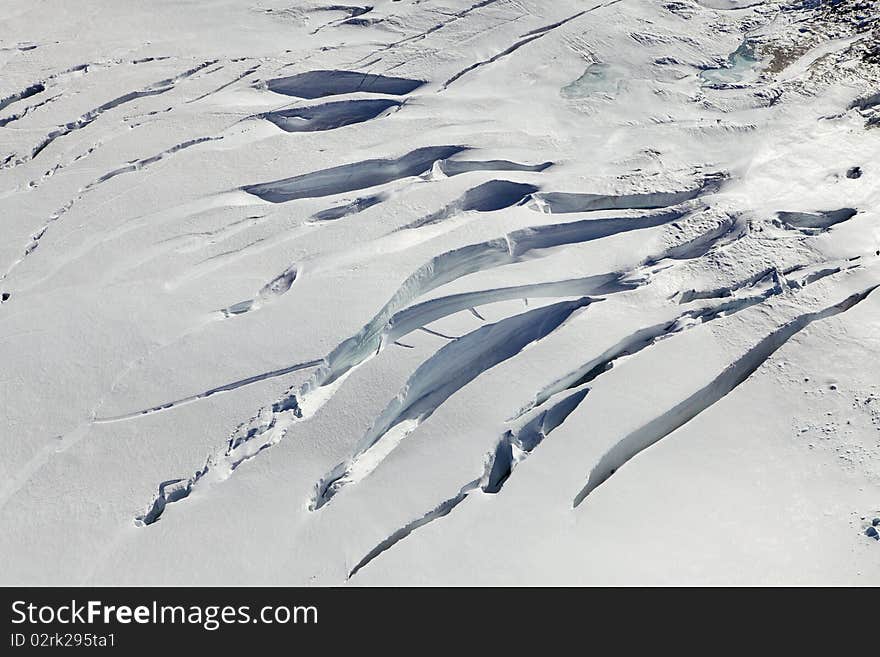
top-left (1, 0), bottom-right (880, 585)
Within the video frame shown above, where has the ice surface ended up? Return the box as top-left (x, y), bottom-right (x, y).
top-left (561, 62), bottom-right (627, 97)
top-left (699, 40), bottom-right (761, 87)
top-left (1, 0), bottom-right (879, 586)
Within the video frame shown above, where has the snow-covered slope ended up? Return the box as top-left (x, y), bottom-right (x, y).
top-left (1, 0), bottom-right (878, 585)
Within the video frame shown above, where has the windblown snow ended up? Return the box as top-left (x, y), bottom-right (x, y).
top-left (1, 0), bottom-right (879, 585)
